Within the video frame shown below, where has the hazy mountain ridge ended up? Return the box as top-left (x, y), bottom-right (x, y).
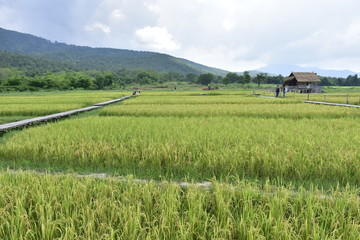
top-left (0, 27), bottom-right (228, 75)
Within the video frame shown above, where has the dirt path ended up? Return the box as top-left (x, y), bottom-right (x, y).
top-left (5, 169), bottom-right (359, 201)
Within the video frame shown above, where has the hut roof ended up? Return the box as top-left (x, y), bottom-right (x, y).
top-left (285, 72), bottom-right (321, 83)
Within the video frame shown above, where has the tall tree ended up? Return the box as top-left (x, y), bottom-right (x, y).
top-left (197, 73), bottom-right (215, 86)
top-left (222, 72), bottom-right (239, 85)
top-left (242, 71), bottom-right (251, 84)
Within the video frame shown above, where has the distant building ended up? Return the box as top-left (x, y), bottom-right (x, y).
top-left (283, 72), bottom-right (322, 93)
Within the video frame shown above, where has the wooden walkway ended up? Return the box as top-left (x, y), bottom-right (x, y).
top-left (94, 95), bottom-right (132, 106)
top-left (305, 101), bottom-right (360, 108)
top-left (0, 95), bottom-right (132, 132)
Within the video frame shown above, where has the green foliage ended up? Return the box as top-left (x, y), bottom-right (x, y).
top-left (197, 73), bottom-right (215, 85)
top-left (252, 73), bottom-right (268, 86)
top-left (222, 72), bottom-right (239, 85)
top-left (137, 71), bottom-right (159, 85)
top-left (185, 73), bottom-right (198, 83)
top-left (242, 71), bottom-right (252, 84)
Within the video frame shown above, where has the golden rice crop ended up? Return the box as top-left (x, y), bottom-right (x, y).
top-left (0, 103), bottom-right (85, 116)
top-left (100, 102), bottom-right (360, 118)
top-left (1, 115), bottom-right (359, 185)
top-left (0, 171), bottom-right (358, 240)
top-left (0, 91), bottom-right (129, 118)
top-left (127, 95), bottom-right (302, 105)
top-left (1, 91), bottom-right (359, 239)
top-left (0, 91), bottom-right (128, 105)
top-left (139, 90), bottom-right (252, 96)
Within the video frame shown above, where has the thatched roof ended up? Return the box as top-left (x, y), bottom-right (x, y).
top-left (285, 72), bottom-right (321, 83)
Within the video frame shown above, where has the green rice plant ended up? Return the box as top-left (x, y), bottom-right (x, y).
top-left (100, 103), bottom-right (360, 119)
top-left (0, 104), bottom-right (85, 116)
top-left (1, 115), bottom-right (359, 186)
top-left (0, 171), bottom-right (358, 239)
top-left (0, 116), bottom-right (33, 124)
top-left (308, 94), bottom-right (360, 105)
top-left (140, 90), bottom-right (253, 96)
top-left (0, 91), bottom-right (129, 105)
top-left (287, 93), bottom-right (360, 105)
top-left (126, 95), bottom-right (302, 105)
top-left (0, 91), bottom-right (129, 122)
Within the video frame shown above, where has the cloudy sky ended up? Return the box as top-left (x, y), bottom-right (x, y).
top-left (1, 0), bottom-right (360, 72)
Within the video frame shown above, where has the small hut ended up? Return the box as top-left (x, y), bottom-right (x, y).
top-left (284, 72), bottom-right (322, 93)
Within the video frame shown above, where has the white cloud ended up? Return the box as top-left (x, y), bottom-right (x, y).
top-left (111, 9), bottom-right (125, 19)
top-left (338, 18), bottom-right (360, 46)
top-left (85, 22), bottom-right (111, 34)
top-left (222, 19), bottom-right (235, 32)
top-left (135, 26), bottom-right (180, 51)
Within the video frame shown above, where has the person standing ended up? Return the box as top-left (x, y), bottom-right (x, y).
top-left (275, 85), bottom-right (280, 97)
top-left (283, 85), bottom-right (287, 97)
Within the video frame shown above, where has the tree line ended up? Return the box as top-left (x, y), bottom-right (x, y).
top-left (319, 75), bottom-right (360, 86)
top-left (1, 65), bottom-right (359, 92)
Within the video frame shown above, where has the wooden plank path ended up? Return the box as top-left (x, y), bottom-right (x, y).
top-left (94, 95), bottom-right (133, 106)
top-left (0, 95), bottom-right (132, 132)
top-left (251, 95), bottom-right (360, 106)
top-left (305, 101), bottom-right (360, 108)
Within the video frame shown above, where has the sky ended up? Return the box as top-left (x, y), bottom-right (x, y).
top-left (1, 0), bottom-right (360, 72)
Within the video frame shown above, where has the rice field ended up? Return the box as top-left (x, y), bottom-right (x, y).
top-left (0, 171), bottom-right (358, 239)
top-left (0, 90), bottom-right (359, 239)
top-left (0, 91), bottom-right (128, 122)
top-left (100, 102), bottom-right (360, 118)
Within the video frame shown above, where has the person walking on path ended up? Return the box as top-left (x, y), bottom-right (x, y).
top-left (275, 85), bottom-right (280, 97)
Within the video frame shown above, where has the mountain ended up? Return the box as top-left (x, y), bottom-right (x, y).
top-left (0, 27), bottom-right (228, 75)
top-left (0, 50), bottom-right (80, 74)
top-left (256, 64), bottom-right (358, 78)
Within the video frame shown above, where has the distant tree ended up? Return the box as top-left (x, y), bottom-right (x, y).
top-left (319, 77), bottom-right (333, 86)
top-left (137, 72), bottom-right (158, 85)
top-left (265, 75), bottom-right (284, 84)
top-left (242, 71), bottom-right (251, 84)
top-left (185, 73), bottom-right (198, 83)
top-left (163, 71), bottom-right (182, 82)
top-left (222, 72), bottom-right (239, 85)
top-left (94, 76), bottom-right (106, 89)
top-left (344, 74), bottom-right (359, 86)
top-left (28, 78), bottom-right (46, 88)
top-left (222, 76), bottom-right (230, 85)
top-left (76, 76), bottom-right (92, 89)
top-left (6, 76), bottom-right (24, 86)
top-left (252, 73), bottom-right (267, 86)
top-left (197, 73), bottom-right (215, 85)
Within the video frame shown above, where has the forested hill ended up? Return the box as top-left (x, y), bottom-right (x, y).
top-left (0, 27), bottom-right (227, 75)
top-left (0, 50), bottom-right (81, 75)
